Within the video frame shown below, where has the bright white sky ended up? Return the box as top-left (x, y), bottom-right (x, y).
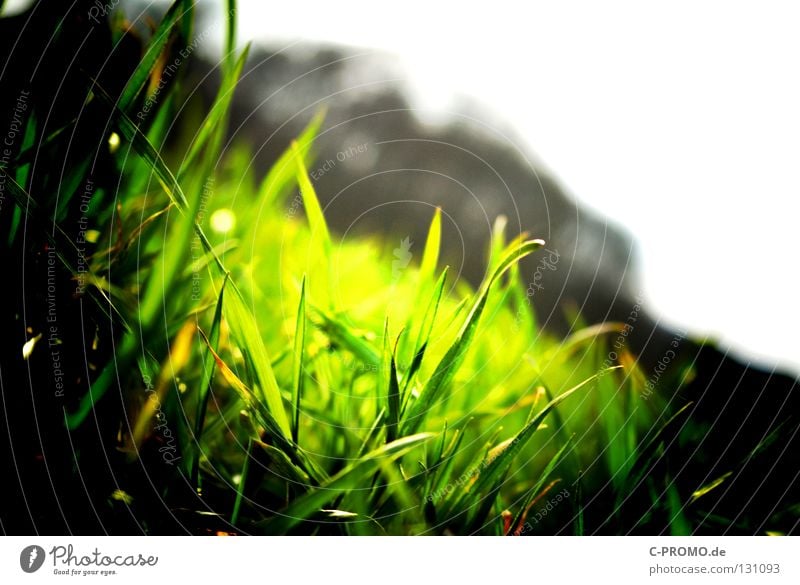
top-left (5, 0), bottom-right (797, 373)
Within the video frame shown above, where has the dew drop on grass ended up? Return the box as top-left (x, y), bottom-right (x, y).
top-left (111, 489), bottom-right (133, 505)
top-left (22, 333), bottom-right (42, 360)
top-left (108, 132), bottom-right (120, 154)
top-left (210, 208), bottom-right (236, 234)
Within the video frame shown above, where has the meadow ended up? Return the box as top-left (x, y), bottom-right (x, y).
top-left (1, 0), bottom-right (795, 536)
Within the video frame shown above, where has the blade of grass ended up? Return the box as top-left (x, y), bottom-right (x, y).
top-left (313, 308), bottom-right (380, 369)
top-left (13, 116), bottom-right (76, 168)
top-left (14, 107), bottom-right (36, 187)
top-left (0, 169), bottom-right (128, 329)
top-left (382, 321), bottom-right (401, 442)
top-left (427, 422), bottom-right (469, 510)
top-left (690, 471), bottom-right (733, 504)
top-left (99, 79), bottom-right (295, 442)
top-left (177, 44), bottom-right (250, 179)
top-left (291, 276), bottom-right (307, 444)
top-left (419, 207), bottom-right (441, 284)
top-left (666, 479), bottom-right (691, 535)
top-left (574, 472), bottom-right (585, 535)
top-left (292, 139), bottom-right (334, 307)
top-left (399, 208), bottom-right (441, 361)
top-left (222, 0), bottom-right (237, 72)
top-left (401, 239), bottom-right (544, 435)
top-left (66, 83), bottom-right (216, 428)
top-left (231, 437), bottom-right (253, 525)
top-left (262, 433), bottom-right (433, 534)
top-left (72, 77), bottom-right (250, 430)
top-left (509, 479), bottom-right (560, 535)
top-left (402, 267), bottom-right (448, 395)
top-left (91, 84), bottom-right (189, 212)
top-left (510, 437), bottom-right (574, 533)
top-left (258, 110), bottom-right (325, 205)
top-left (292, 140), bottom-right (331, 250)
top-left (191, 274), bottom-right (228, 488)
top-left (447, 369), bottom-right (610, 524)
top-left (224, 286), bottom-right (293, 440)
top-left (118, 0), bottom-right (193, 113)
top-left (509, 260), bottom-right (536, 333)
top-left (198, 329), bottom-right (325, 484)
top-left (254, 439), bottom-right (312, 488)
top-left (488, 214), bottom-right (508, 272)
top-left (541, 384), bottom-right (582, 477)
top-left (427, 422), bottom-right (448, 485)
top-left (355, 409), bottom-right (386, 460)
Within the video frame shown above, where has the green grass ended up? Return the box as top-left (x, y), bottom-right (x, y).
top-left (6, 0), bottom-right (792, 535)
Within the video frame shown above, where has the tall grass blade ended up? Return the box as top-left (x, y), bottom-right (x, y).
top-left (690, 471), bottom-right (733, 504)
top-left (382, 320), bottom-right (401, 442)
top-left (118, 0), bottom-right (194, 113)
top-left (313, 308), bottom-right (380, 368)
top-left (258, 110), bottom-right (325, 205)
top-left (191, 275), bottom-right (228, 488)
top-left (231, 437), bottom-right (253, 526)
top-left (292, 139), bottom-right (334, 306)
top-left (574, 473), bottom-right (585, 535)
top-left (419, 207), bottom-right (441, 283)
top-left (401, 239), bottom-right (544, 435)
top-left (177, 45), bottom-right (250, 178)
top-left (666, 480), bottom-right (691, 535)
top-left (224, 286), bottom-right (293, 440)
top-left (403, 267), bottom-right (448, 392)
top-left (291, 276), bottom-right (307, 444)
top-left (399, 208), bottom-right (443, 361)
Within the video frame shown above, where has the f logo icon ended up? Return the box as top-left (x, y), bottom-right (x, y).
top-left (19, 545), bottom-right (45, 573)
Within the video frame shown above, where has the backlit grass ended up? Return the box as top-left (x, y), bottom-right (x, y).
top-left (4, 0), bottom-right (789, 536)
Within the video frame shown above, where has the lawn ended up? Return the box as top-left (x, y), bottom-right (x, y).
top-left (1, 0), bottom-right (796, 536)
